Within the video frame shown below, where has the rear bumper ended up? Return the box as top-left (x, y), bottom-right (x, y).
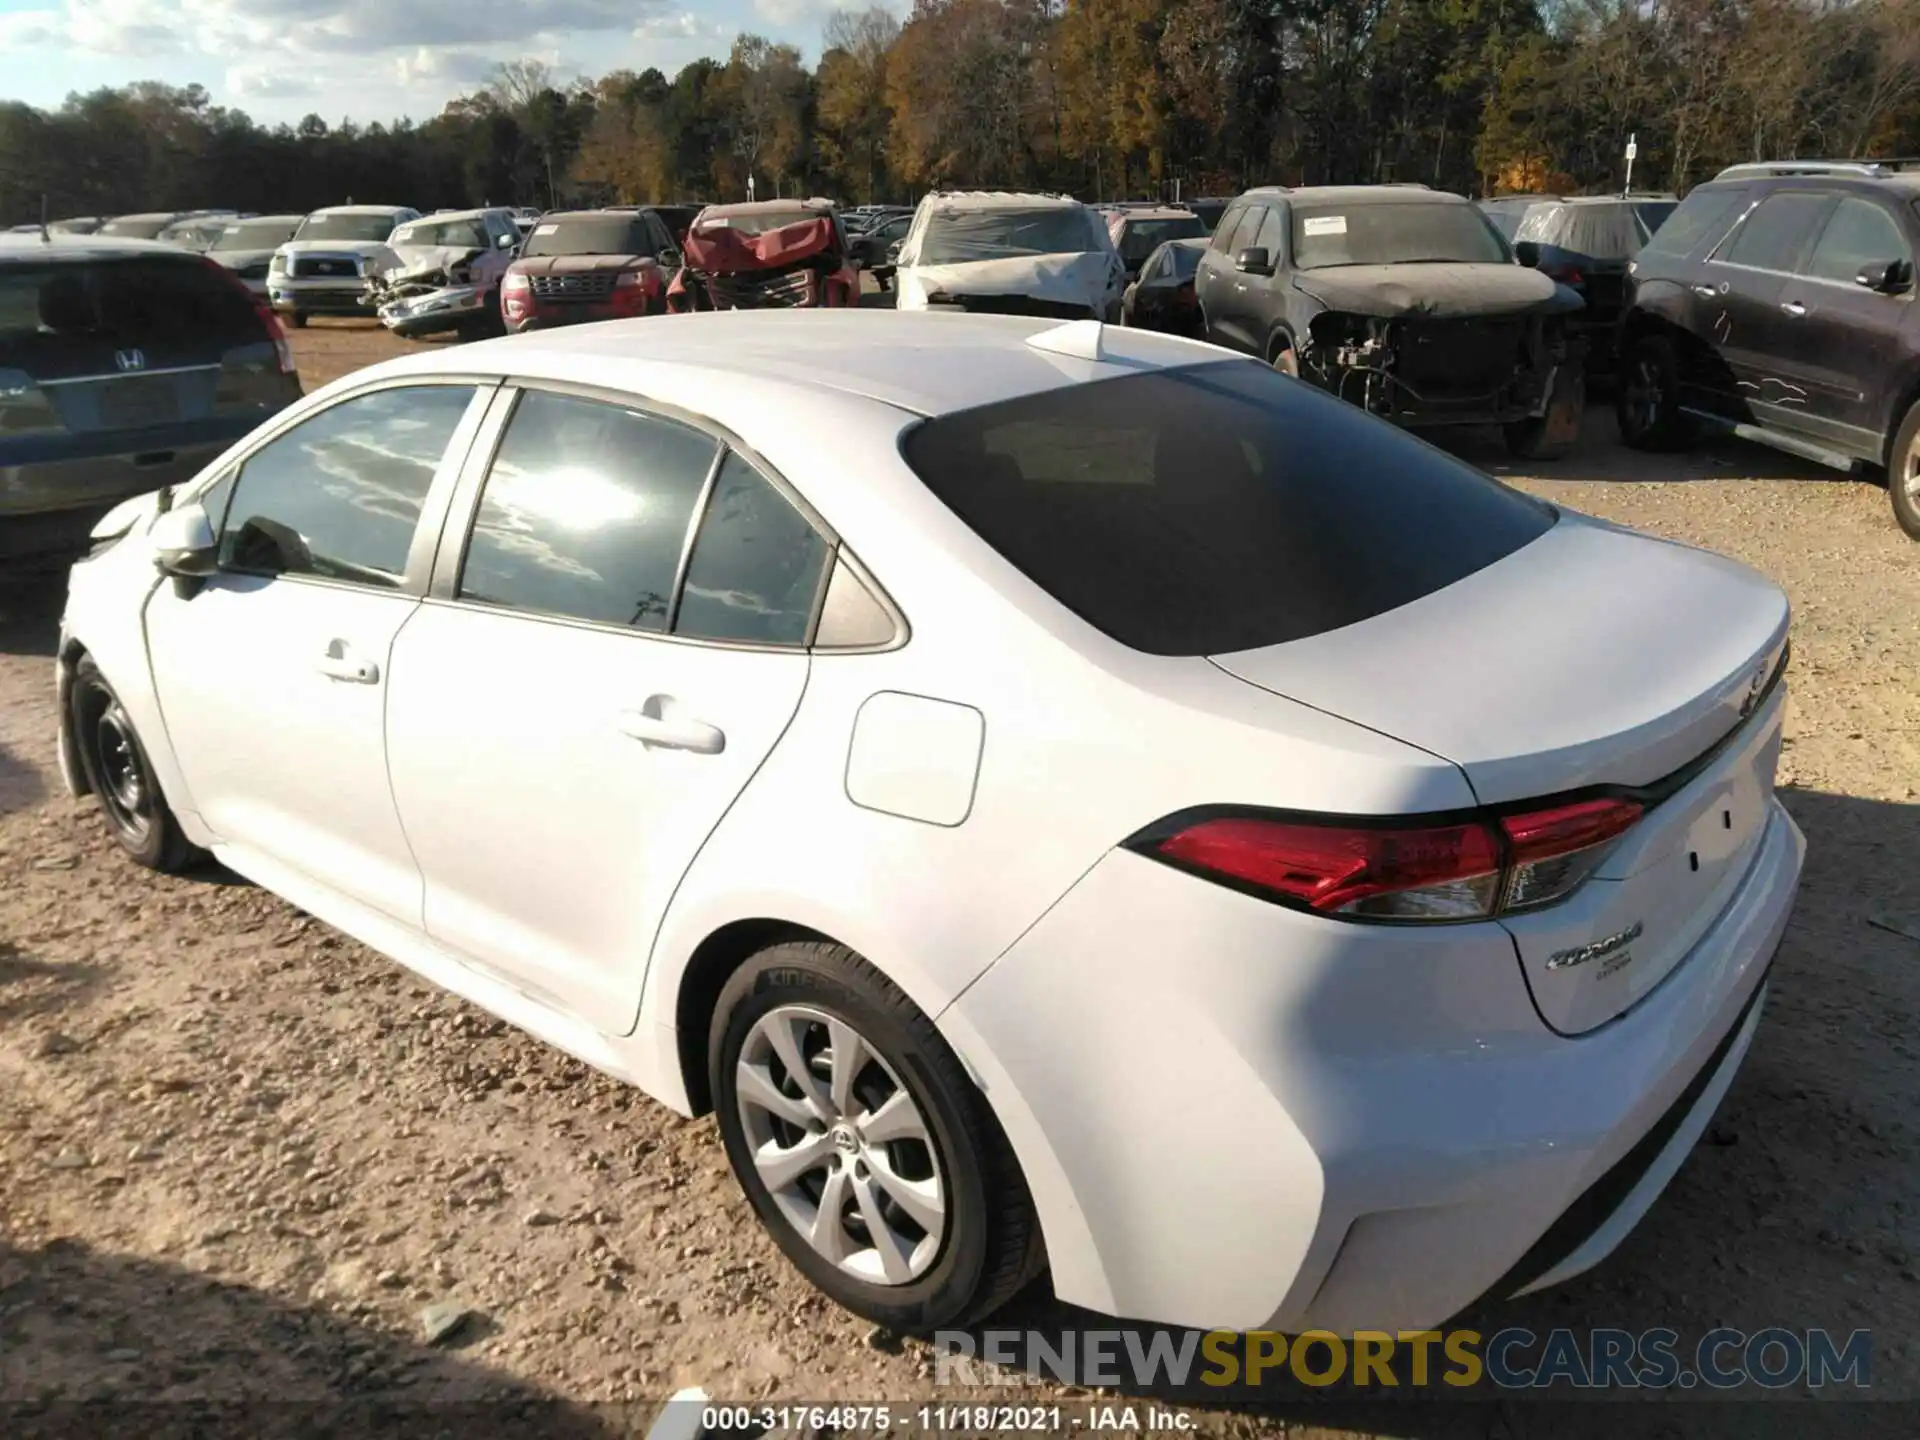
top-left (941, 798), bottom-right (1803, 1333)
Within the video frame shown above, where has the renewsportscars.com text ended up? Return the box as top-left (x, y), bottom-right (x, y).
top-left (934, 1327), bottom-right (1872, 1392)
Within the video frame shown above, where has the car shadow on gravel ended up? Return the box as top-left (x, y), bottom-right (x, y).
top-left (0, 940), bottom-right (111, 1025)
top-left (0, 1235), bottom-right (622, 1437)
top-left (0, 577), bottom-right (62, 660)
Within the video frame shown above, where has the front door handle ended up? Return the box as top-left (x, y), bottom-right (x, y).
top-left (616, 697), bottom-right (725, 755)
top-left (1780, 299), bottom-right (1807, 317)
top-left (1692, 284), bottom-right (1719, 299)
top-left (318, 640), bottom-right (379, 684)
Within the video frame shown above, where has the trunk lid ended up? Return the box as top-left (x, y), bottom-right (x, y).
top-left (1209, 513), bottom-right (1790, 1033)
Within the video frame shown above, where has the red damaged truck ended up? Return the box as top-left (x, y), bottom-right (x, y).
top-left (667, 199), bottom-right (859, 312)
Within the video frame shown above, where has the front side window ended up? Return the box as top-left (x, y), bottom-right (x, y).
top-left (1251, 208), bottom-right (1287, 261)
top-left (220, 385), bottom-right (475, 585)
top-left (674, 452), bottom-right (831, 646)
top-left (457, 391), bottom-right (718, 630)
top-left (1208, 204), bottom-right (1247, 254)
top-left (1717, 191), bottom-right (1833, 273)
top-left (1802, 197), bottom-right (1911, 283)
top-left (1224, 206), bottom-right (1266, 257)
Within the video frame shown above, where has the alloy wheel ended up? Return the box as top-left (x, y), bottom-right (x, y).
top-left (734, 1005), bottom-right (946, 1286)
top-left (1624, 355), bottom-right (1664, 437)
top-left (1904, 434), bottom-right (1920, 507)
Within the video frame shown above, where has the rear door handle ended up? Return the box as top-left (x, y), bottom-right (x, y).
top-left (317, 640), bottom-right (379, 684)
top-left (1780, 300), bottom-right (1807, 317)
top-left (616, 698), bottom-right (725, 755)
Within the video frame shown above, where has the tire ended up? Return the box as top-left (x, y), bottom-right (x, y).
top-left (1616, 334), bottom-right (1692, 450)
top-left (710, 940), bottom-right (1044, 1332)
top-left (1889, 399), bottom-right (1920, 541)
top-left (1505, 362), bottom-right (1587, 462)
top-left (68, 656), bottom-right (201, 873)
top-left (1271, 344), bottom-right (1299, 378)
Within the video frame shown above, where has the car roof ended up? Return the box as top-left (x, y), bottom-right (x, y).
top-left (0, 232), bottom-right (200, 262)
top-left (1245, 185), bottom-right (1463, 207)
top-left (540, 209), bottom-right (653, 222)
top-left (924, 191), bottom-right (1086, 211)
top-left (308, 204), bottom-right (414, 217)
top-left (1115, 208), bottom-right (1200, 223)
top-left (697, 199), bottom-right (834, 223)
top-left (397, 208), bottom-right (506, 223)
top-left (339, 311), bottom-right (1232, 421)
top-left (222, 214), bottom-right (306, 226)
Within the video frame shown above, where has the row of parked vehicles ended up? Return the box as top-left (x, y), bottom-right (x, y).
top-left (5, 159), bottom-right (1918, 578)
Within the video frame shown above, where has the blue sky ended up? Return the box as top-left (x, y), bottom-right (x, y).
top-left (0, 0), bottom-right (879, 125)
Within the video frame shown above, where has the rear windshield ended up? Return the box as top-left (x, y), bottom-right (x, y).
top-left (210, 220), bottom-right (299, 252)
top-left (900, 361), bottom-right (1554, 655)
top-left (391, 218), bottom-right (490, 249)
top-left (1116, 215), bottom-right (1207, 265)
top-left (1478, 201), bottom-right (1543, 241)
top-left (921, 208), bottom-right (1098, 264)
top-left (0, 257), bottom-right (260, 356)
top-left (523, 217), bottom-right (655, 257)
top-left (1514, 202), bottom-right (1650, 260)
top-left (1162, 243), bottom-right (1204, 279)
top-left (1640, 187), bottom-right (1747, 261)
top-left (294, 213), bottom-right (401, 244)
top-left (1291, 201), bottom-right (1509, 269)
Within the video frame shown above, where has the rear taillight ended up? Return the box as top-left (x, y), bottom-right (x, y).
top-left (1544, 264), bottom-right (1585, 287)
top-left (1498, 797), bottom-right (1642, 911)
top-left (1135, 795), bottom-right (1643, 923)
top-left (204, 256), bottom-right (292, 375)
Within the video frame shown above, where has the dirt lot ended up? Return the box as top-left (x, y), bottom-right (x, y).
top-left (2, 318), bottom-right (1918, 1437)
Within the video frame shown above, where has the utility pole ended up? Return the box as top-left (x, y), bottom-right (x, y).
top-left (1624, 133), bottom-right (1638, 196)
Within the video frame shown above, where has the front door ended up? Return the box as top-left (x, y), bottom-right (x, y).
top-left (145, 382), bottom-right (485, 922)
top-left (384, 388), bottom-right (830, 1031)
top-left (1702, 189), bottom-right (1836, 423)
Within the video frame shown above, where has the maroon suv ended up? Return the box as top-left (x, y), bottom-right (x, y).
top-left (500, 209), bottom-right (681, 332)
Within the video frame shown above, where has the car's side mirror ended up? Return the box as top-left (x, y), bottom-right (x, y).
top-left (1513, 240), bottom-right (1542, 269)
top-left (1234, 247), bottom-right (1272, 276)
top-left (1855, 258), bottom-right (1913, 294)
top-left (497, 233), bottom-right (515, 249)
top-left (886, 242), bottom-right (903, 264)
top-left (150, 502), bottom-right (217, 577)
top-left (660, 247), bottom-right (683, 269)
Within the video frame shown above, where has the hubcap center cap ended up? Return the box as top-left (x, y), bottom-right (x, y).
top-left (830, 1124), bottom-right (859, 1156)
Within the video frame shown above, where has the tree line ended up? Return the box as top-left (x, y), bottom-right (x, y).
top-left (4, 0), bottom-right (1920, 226)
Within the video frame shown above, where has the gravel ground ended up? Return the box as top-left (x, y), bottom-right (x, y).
top-left (2, 317), bottom-right (1917, 1438)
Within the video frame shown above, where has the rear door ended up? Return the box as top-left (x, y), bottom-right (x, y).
top-left (1774, 194), bottom-right (1916, 457)
top-left (384, 386), bottom-right (828, 1031)
top-left (1200, 203), bottom-right (1268, 354)
top-left (1703, 188), bottom-right (1837, 423)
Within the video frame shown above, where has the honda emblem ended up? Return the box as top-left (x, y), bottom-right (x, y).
top-left (114, 348), bottom-right (147, 373)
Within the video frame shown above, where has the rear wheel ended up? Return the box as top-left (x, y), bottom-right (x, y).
top-left (710, 940), bottom-right (1043, 1331)
top-left (69, 656), bottom-right (201, 872)
top-left (1616, 334), bottom-right (1692, 450)
top-left (1890, 399), bottom-right (1920, 541)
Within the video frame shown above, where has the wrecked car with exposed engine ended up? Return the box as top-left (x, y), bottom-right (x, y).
top-left (666, 199), bottom-right (857, 312)
top-left (363, 208), bottom-right (521, 340)
top-left (1196, 185), bottom-right (1587, 459)
top-left (894, 191), bottom-right (1127, 320)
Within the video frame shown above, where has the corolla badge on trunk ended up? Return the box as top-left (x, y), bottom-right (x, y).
top-left (1545, 920), bottom-right (1644, 972)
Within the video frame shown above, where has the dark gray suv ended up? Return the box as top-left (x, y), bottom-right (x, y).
top-left (2, 234), bottom-right (304, 570)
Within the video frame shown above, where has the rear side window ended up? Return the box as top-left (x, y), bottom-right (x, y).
top-left (673, 452), bottom-right (831, 646)
top-left (1802, 198), bottom-right (1911, 282)
top-left (1718, 191), bottom-right (1833, 272)
top-left (899, 361), bottom-right (1555, 656)
top-left (1223, 206), bottom-right (1265, 256)
top-left (220, 385), bottom-right (475, 586)
top-left (1208, 204), bottom-right (1247, 253)
top-left (459, 391), bottom-right (719, 630)
top-left (1641, 187), bottom-right (1747, 260)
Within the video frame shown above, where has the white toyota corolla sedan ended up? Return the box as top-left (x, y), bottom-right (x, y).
top-left (57, 310), bottom-right (1802, 1336)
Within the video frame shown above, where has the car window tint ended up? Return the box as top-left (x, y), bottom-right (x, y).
top-left (458, 390), bottom-right (718, 630)
top-left (1718, 191), bottom-right (1832, 272)
top-left (1802, 198), bottom-right (1911, 282)
top-left (1208, 204), bottom-right (1246, 254)
top-left (1641, 187), bottom-right (1747, 260)
top-left (1252, 208), bottom-right (1286, 259)
top-left (1225, 206), bottom-right (1266, 256)
top-left (673, 452), bottom-right (830, 646)
top-left (220, 385), bottom-right (473, 586)
top-left (899, 360), bottom-right (1555, 656)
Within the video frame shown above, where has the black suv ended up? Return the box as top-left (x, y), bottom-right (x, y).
top-left (1616, 160), bottom-right (1920, 538)
top-left (1, 234), bottom-right (303, 570)
top-left (1196, 185), bottom-right (1586, 457)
